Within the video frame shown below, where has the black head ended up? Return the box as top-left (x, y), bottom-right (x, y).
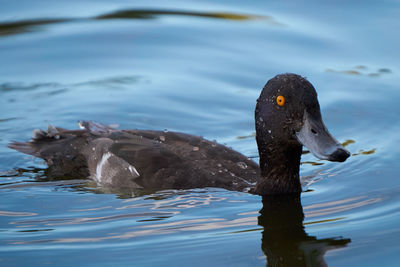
top-left (253, 74), bottom-right (350, 195)
top-left (256, 74), bottom-right (316, 146)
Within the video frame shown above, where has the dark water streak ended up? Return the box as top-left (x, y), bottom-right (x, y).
top-left (0, 8), bottom-right (272, 37)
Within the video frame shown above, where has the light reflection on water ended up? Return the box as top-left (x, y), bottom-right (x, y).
top-left (1, 0), bottom-right (400, 266)
top-left (0, 188), bottom-right (380, 244)
top-left (0, 175), bottom-right (398, 265)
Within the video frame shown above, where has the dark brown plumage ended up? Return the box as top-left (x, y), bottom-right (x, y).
top-left (9, 122), bottom-right (259, 191)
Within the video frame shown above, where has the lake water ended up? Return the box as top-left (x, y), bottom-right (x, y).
top-left (1, 0), bottom-right (399, 266)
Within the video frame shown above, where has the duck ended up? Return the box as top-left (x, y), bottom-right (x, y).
top-left (8, 74), bottom-right (350, 195)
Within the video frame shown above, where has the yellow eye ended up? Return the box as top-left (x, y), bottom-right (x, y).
top-left (276, 95), bottom-right (285, 106)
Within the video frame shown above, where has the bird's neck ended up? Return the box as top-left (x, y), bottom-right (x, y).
top-left (252, 141), bottom-right (303, 195)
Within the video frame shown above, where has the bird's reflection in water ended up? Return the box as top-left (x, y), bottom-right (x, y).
top-left (259, 194), bottom-right (350, 267)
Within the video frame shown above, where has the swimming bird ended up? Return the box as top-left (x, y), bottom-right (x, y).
top-left (8, 74), bottom-right (350, 195)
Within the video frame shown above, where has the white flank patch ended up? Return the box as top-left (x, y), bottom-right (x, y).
top-left (128, 165), bottom-right (140, 176)
top-left (96, 152), bottom-right (112, 182)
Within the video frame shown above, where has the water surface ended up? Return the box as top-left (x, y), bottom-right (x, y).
top-left (1, 0), bottom-right (400, 266)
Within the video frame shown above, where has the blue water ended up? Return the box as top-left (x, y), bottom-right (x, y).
top-left (1, 0), bottom-right (400, 266)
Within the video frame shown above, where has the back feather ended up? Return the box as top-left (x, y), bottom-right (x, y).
top-left (8, 141), bottom-right (38, 156)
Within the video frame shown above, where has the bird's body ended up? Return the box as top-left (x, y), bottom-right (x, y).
top-left (9, 121), bottom-right (259, 191)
